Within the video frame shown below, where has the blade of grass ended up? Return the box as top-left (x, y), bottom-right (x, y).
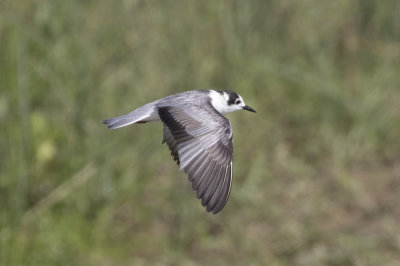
top-left (21, 162), bottom-right (97, 226)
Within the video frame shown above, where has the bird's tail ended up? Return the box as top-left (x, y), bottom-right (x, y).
top-left (103, 102), bottom-right (159, 129)
top-left (103, 114), bottom-right (142, 129)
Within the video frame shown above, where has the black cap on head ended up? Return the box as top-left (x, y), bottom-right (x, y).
top-left (218, 90), bottom-right (240, 105)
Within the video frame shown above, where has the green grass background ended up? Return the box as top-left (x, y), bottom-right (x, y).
top-left (1, 0), bottom-right (400, 265)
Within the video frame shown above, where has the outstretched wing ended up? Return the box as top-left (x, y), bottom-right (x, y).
top-left (158, 103), bottom-right (233, 214)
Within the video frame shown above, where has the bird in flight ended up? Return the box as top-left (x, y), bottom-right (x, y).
top-left (103, 90), bottom-right (256, 214)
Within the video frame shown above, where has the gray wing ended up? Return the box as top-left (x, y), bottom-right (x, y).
top-left (158, 102), bottom-right (233, 214)
top-left (162, 125), bottom-right (180, 165)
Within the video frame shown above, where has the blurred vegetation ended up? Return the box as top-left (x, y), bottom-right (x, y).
top-left (1, 0), bottom-right (400, 265)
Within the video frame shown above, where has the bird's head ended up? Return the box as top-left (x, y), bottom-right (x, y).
top-left (209, 90), bottom-right (256, 114)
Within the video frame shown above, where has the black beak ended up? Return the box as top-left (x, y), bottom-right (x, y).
top-left (242, 105), bottom-right (256, 113)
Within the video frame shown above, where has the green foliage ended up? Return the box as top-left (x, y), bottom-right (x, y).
top-left (1, 0), bottom-right (400, 265)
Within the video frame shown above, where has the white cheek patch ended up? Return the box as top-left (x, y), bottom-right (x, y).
top-left (224, 93), bottom-right (230, 103)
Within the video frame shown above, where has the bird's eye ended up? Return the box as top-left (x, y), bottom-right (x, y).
top-left (236, 100), bottom-right (241, 104)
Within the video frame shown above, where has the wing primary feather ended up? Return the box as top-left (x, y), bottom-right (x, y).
top-left (185, 152), bottom-right (208, 181)
top-left (197, 160), bottom-right (221, 199)
top-left (211, 163), bottom-right (232, 214)
top-left (179, 147), bottom-right (203, 170)
top-left (192, 159), bottom-right (216, 191)
top-left (205, 163), bottom-right (228, 212)
top-left (197, 143), bottom-right (230, 204)
top-left (200, 162), bottom-right (224, 206)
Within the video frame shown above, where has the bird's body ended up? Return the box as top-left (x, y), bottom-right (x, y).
top-left (104, 89), bottom-right (255, 214)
